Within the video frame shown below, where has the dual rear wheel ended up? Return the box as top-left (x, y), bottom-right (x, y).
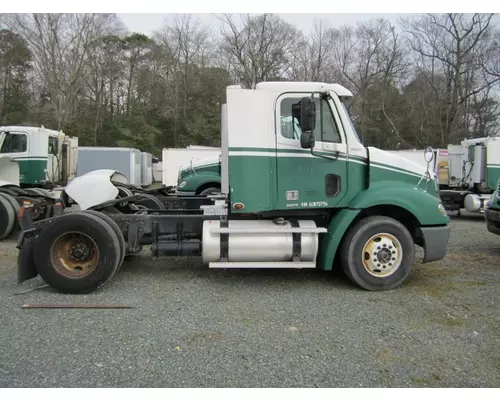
top-left (0, 193), bottom-right (20, 240)
top-left (21, 211), bottom-right (126, 294)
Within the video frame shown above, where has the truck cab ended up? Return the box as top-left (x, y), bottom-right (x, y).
top-left (0, 126), bottom-right (79, 188)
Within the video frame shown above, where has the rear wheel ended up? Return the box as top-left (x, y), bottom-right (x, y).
top-left (34, 213), bottom-right (121, 293)
top-left (134, 193), bottom-right (164, 210)
top-left (73, 210), bottom-right (126, 268)
top-left (0, 193), bottom-right (20, 235)
top-left (340, 216), bottom-right (415, 291)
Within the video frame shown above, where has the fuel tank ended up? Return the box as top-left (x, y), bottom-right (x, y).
top-left (202, 219), bottom-right (323, 263)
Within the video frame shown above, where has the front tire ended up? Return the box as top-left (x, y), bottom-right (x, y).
top-left (340, 216), bottom-right (415, 291)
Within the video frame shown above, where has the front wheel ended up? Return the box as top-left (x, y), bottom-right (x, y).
top-left (340, 216), bottom-right (415, 291)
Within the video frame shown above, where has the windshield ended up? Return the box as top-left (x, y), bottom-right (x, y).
top-left (340, 101), bottom-right (362, 144)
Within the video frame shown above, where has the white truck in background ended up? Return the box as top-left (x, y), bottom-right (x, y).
top-left (0, 126), bottom-right (79, 241)
top-left (384, 137), bottom-right (500, 215)
top-left (0, 125), bottom-right (78, 188)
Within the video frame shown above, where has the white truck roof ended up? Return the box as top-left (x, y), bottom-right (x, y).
top-left (255, 81), bottom-right (353, 98)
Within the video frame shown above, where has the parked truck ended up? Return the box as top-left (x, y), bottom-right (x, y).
top-left (16, 81), bottom-right (450, 294)
top-left (0, 156), bottom-right (63, 240)
top-left (0, 126), bottom-right (78, 241)
top-left (484, 176), bottom-right (500, 236)
top-left (436, 137), bottom-right (500, 215)
top-left (0, 125), bottom-right (78, 188)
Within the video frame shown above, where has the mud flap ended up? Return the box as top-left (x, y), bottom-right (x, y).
top-left (17, 237), bottom-right (38, 284)
top-left (419, 225), bottom-right (451, 264)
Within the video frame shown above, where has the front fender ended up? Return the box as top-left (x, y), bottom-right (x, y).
top-left (317, 208), bottom-right (361, 271)
top-left (179, 173), bottom-right (221, 193)
top-left (317, 182), bottom-right (449, 271)
top-left (348, 181), bottom-right (449, 226)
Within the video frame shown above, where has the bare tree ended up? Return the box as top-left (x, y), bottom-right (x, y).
top-left (329, 19), bottom-right (407, 145)
top-left (217, 13), bottom-right (299, 88)
top-left (401, 13), bottom-right (498, 143)
top-left (153, 14), bottom-right (214, 145)
top-left (287, 20), bottom-right (335, 82)
top-left (4, 13), bottom-right (123, 129)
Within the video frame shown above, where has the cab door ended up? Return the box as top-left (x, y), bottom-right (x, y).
top-left (275, 92), bottom-right (348, 210)
top-left (0, 131), bottom-right (30, 184)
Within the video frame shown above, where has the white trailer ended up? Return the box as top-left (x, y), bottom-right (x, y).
top-left (76, 147), bottom-right (142, 186)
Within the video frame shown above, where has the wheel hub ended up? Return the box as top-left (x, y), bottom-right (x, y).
top-left (70, 243), bottom-right (91, 261)
top-left (50, 232), bottom-right (100, 278)
top-left (362, 233), bottom-right (403, 278)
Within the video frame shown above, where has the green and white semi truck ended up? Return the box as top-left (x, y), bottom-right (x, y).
top-left (0, 125), bottom-right (78, 188)
top-left (16, 81), bottom-right (451, 294)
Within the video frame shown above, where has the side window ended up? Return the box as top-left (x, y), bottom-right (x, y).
top-left (279, 97), bottom-right (303, 140)
top-left (279, 96), bottom-right (342, 144)
top-left (48, 137), bottom-right (58, 155)
top-left (314, 98), bottom-right (342, 143)
top-left (0, 133), bottom-right (27, 153)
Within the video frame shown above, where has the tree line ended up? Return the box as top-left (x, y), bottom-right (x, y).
top-left (0, 13), bottom-right (499, 157)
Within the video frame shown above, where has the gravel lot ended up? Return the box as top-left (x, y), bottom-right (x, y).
top-left (0, 211), bottom-right (499, 388)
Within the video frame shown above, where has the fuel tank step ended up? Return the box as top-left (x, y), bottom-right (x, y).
top-left (209, 261), bottom-right (316, 269)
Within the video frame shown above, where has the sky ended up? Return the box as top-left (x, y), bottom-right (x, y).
top-left (117, 13), bottom-right (413, 36)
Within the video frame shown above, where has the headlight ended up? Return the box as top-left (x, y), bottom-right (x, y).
top-left (438, 203), bottom-right (447, 216)
top-left (178, 180), bottom-right (187, 188)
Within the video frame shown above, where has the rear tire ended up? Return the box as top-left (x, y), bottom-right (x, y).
top-left (76, 210), bottom-right (126, 268)
top-left (0, 193), bottom-right (20, 235)
top-left (0, 196), bottom-right (15, 240)
top-left (34, 213), bottom-right (121, 294)
top-left (340, 216), bottom-right (415, 291)
top-left (134, 193), bottom-right (164, 210)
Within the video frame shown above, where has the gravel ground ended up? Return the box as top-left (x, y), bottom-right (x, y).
top-left (0, 211), bottom-right (499, 388)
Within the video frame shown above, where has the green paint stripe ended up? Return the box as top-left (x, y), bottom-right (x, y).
top-left (11, 156), bottom-right (48, 160)
top-left (229, 147), bottom-right (336, 158)
top-left (229, 147), bottom-right (424, 177)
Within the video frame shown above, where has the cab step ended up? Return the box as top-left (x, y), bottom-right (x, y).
top-left (209, 261), bottom-right (316, 269)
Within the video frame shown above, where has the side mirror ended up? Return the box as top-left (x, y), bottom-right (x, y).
top-left (424, 146), bottom-right (434, 163)
top-left (300, 131), bottom-right (316, 149)
top-left (300, 97), bottom-right (316, 132)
